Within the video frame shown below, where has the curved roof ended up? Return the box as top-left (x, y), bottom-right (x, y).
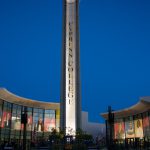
top-left (0, 88), bottom-right (60, 110)
top-left (101, 97), bottom-right (150, 120)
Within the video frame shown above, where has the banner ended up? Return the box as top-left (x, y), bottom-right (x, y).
top-left (143, 115), bottom-right (150, 137)
top-left (1, 112), bottom-right (11, 128)
top-left (114, 121), bottom-right (125, 139)
top-left (134, 119), bottom-right (143, 138)
top-left (125, 119), bottom-right (135, 138)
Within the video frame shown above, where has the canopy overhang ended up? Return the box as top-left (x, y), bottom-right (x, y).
top-left (0, 88), bottom-right (60, 110)
top-left (101, 97), bottom-right (150, 120)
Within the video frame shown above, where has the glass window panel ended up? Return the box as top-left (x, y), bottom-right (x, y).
top-left (33, 108), bottom-right (38, 113)
top-left (125, 117), bottom-right (135, 138)
top-left (8, 103), bottom-right (11, 107)
top-left (1, 111), bottom-right (11, 128)
top-left (17, 108), bottom-right (21, 113)
top-left (38, 109), bottom-right (43, 113)
top-left (4, 101), bottom-right (7, 107)
top-left (32, 110), bottom-right (44, 133)
top-left (143, 112), bottom-right (150, 137)
top-left (15, 117), bottom-right (21, 130)
top-left (11, 113), bottom-right (16, 129)
top-left (16, 131), bottom-right (20, 135)
top-left (45, 110), bottom-right (50, 113)
top-left (34, 113), bottom-right (38, 117)
top-left (27, 107), bottom-right (32, 112)
top-left (39, 114), bottom-right (43, 119)
top-left (114, 119), bottom-right (125, 139)
top-left (49, 110), bottom-right (54, 113)
top-left (12, 105), bottom-right (17, 113)
top-left (11, 104), bottom-right (21, 131)
top-left (134, 118), bottom-right (143, 138)
top-left (28, 112), bottom-right (32, 116)
top-left (45, 114), bottom-right (50, 118)
top-left (37, 117), bottom-right (44, 132)
top-left (11, 130), bottom-right (15, 134)
top-left (44, 110), bottom-right (56, 132)
top-left (18, 105), bottom-right (21, 109)
top-left (27, 112), bottom-right (32, 131)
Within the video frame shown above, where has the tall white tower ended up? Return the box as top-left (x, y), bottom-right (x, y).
top-left (61, 0), bottom-right (81, 135)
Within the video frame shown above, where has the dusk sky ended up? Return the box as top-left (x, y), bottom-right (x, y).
top-left (0, 0), bottom-right (150, 123)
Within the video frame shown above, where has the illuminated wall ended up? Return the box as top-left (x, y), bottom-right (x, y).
top-left (134, 118), bottom-right (143, 138)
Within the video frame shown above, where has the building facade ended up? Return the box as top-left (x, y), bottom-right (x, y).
top-left (82, 111), bottom-right (105, 140)
top-left (101, 97), bottom-right (150, 149)
top-left (0, 88), bottom-right (60, 143)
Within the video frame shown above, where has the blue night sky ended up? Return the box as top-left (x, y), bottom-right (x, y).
top-left (0, 0), bottom-right (150, 123)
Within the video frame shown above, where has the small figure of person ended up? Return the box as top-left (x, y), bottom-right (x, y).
top-left (37, 118), bottom-right (44, 132)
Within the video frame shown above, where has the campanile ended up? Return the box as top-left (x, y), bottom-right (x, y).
top-left (60, 0), bottom-right (81, 135)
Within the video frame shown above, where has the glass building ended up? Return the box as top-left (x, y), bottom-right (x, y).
top-left (101, 97), bottom-right (150, 149)
top-left (0, 88), bottom-right (60, 144)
